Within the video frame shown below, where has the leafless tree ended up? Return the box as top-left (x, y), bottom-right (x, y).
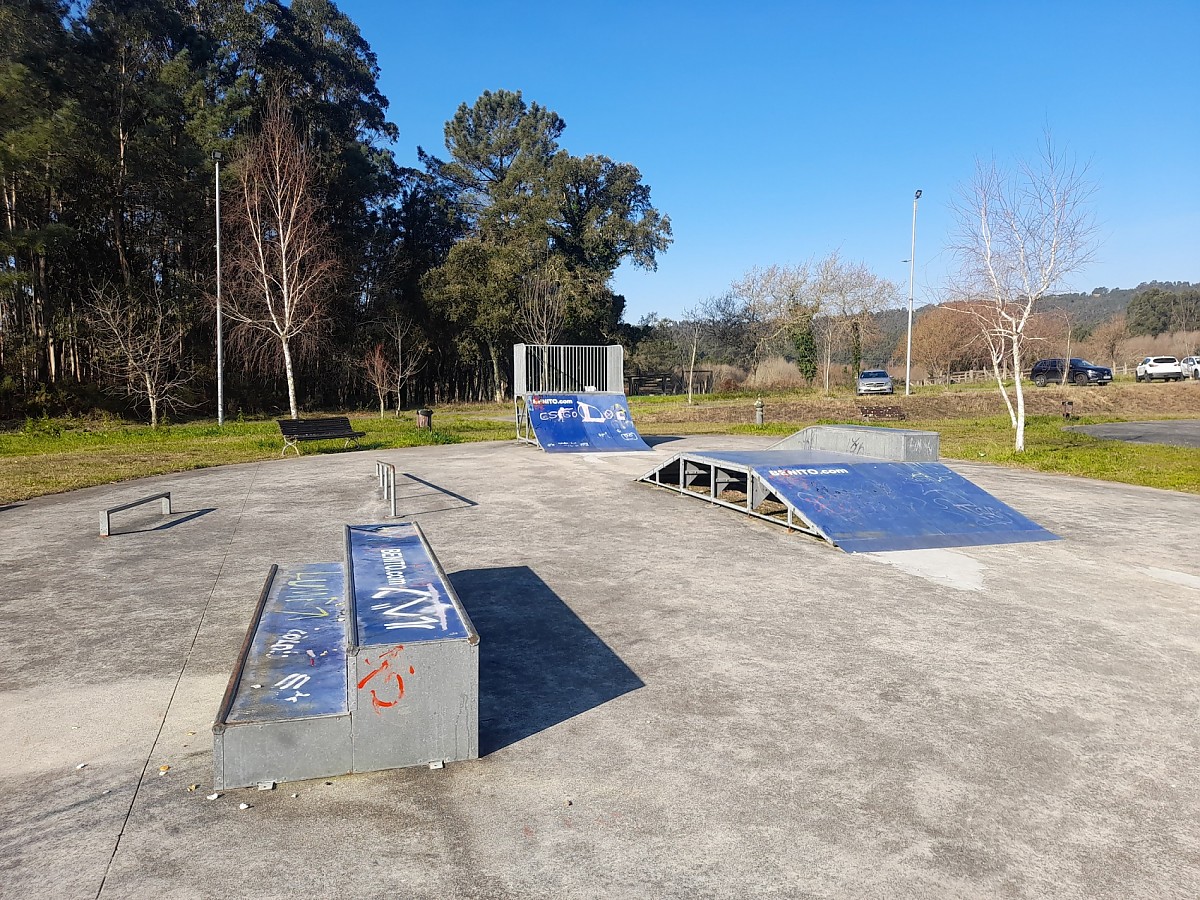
top-left (88, 285), bottom-right (193, 427)
top-left (516, 257), bottom-right (569, 346)
top-left (222, 91), bottom-right (337, 419)
top-left (671, 306), bottom-right (706, 404)
top-left (1088, 314), bottom-right (1128, 368)
top-left (809, 253), bottom-right (898, 392)
top-left (385, 314), bottom-right (429, 413)
top-left (732, 262), bottom-right (813, 374)
top-left (361, 343), bottom-right (396, 418)
top-left (900, 303), bottom-right (979, 383)
top-left (948, 135), bottom-right (1099, 450)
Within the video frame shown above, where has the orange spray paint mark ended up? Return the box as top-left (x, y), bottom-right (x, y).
top-left (357, 644), bottom-right (410, 715)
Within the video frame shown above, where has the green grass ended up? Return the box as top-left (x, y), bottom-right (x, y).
top-left (719, 412), bottom-right (1200, 494)
top-left (0, 411), bottom-right (515, 504)
top-left (2, 398), bottom-right (1197, 503)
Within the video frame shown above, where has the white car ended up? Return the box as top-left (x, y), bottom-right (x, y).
top-left (1136, 356), bottom-right (1184, 382)
top-left (1181, 356), bottom-right (1200, 379)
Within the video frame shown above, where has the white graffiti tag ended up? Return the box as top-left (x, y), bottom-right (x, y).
top-left (370, 584), bottom-right (454, 631)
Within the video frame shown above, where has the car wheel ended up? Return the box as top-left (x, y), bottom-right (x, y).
top-left (1074, 372), bottom-right (1088, 386)
top-left (1033, 375), bottom-right (1047, 387)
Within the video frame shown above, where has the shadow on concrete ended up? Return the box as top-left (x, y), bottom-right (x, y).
top-left (450, 566), bottom-right (644, 755)
top-left (0, 503), bottom-right (23, 513)
top-left (106, 507), bottom-right (217, 536)
top-left (642, 434), bottom-right (683, 448)
top-left (400, 473), bottom-right (478, 509)
top-left (154, 507), bottom-right (217, 531)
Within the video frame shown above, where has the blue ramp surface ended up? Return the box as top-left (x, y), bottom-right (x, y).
top-left (526, 393), bottom-right (651, 452)
top-left (225, 563), bottom-right (348, 724)
top-left (755, 460), bottom-right (1058, 553)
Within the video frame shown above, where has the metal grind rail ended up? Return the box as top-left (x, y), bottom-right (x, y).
top-left (100, 491), bottom-right (172, 537)
top-left (375, 461), bottom-right (397, 518)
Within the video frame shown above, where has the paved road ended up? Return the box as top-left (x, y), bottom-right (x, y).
top-left (2, 437), bottom-right (1199, 899)
top-left (1069, 418), bottom-right (1200, 448)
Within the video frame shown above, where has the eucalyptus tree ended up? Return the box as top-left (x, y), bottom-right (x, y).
top-left (0, 0), bottom-right (82, 387)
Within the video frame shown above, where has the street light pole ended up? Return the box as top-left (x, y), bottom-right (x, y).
top-left (904, 189), bottom-right (922, 396)
top-left (213, 150), bottom-right (224, 426)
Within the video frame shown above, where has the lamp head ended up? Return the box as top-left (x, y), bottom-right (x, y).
top-left (212, 150), bottom-right (223, 162)
top-left (914, 189), bottom-right (922, 200)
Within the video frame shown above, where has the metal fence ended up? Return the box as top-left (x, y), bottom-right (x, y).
top-left (513, 344), bottom-right (625, 396)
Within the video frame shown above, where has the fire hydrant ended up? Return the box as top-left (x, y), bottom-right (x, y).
top-left (754, 397), bottom-right (764, 426)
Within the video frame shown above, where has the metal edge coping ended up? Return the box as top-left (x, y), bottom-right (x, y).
top-left (343, 525), bottom-right (360, 649)
top-left (411, 519), bottom-right (479, 647)
top-left (213, 564), bottom-right (278, 734)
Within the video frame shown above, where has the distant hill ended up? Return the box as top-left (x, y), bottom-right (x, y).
top-left (866, 282), bottom-right (1199, 365)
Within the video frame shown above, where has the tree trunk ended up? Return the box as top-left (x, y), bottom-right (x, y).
top-left (282, 340), bottom-right (299, 419)
top-left (488, 342), bottom-right (504, 404)
top-left (1011, 337), bottom-right (1026, 451)
top-left (147, 374), bottom-right (159, 427)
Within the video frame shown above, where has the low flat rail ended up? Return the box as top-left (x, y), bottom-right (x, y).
top-left (100, 491), bottom-right (171, 537)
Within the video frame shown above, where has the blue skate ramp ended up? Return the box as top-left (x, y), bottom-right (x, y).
top-left (755, 460), bottom-right (1058, 553)
top-left (526, 393), bottom-right (651, 453)
top-left (639, 449), bottom-right (1058, 552)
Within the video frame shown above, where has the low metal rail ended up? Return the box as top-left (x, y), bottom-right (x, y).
top-left (375, 461), bottom-right (397, 518)
top-left (100, 491), bottom-right (172, 537)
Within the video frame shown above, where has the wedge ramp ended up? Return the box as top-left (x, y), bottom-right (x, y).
top-left (639, 448), bottom-right (1058, 553)
top-left (518, 392), bottom-right (651, 453)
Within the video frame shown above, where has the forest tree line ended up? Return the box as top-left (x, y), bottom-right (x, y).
top-left (1, 0), bottom-right (671, 421)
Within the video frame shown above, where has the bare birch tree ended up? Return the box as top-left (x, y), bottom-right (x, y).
top-left (223, 92), bottom-right (337, 419)
top-left (671, 306), bottom-right (706, 404)
top-left (385, 314), bottom-right (428, 413)
top-left (88, 285), bottom-right (192, 427)
top-left (948, 136), bottom-right (1098, 450)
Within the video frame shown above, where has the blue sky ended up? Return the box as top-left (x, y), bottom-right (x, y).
top-left (339, 1), bottom-right (1199, 322)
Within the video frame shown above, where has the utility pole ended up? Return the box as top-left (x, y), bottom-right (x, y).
top-left (214, 150), bottom-right (224, 426)
top-left (904, 189), bottom-right (922, 396)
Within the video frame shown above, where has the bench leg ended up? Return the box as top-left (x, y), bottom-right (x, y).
top-left (282, 438), bottom-right (301, 457)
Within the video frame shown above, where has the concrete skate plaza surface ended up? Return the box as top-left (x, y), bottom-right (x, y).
top-left (2, 436), bottom-right (1198, 899)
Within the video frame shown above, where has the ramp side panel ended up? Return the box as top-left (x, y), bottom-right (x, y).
top-left (754, 462), bottom-right (1059, 553)
top-left (527, 393), bottom-right (651, 452)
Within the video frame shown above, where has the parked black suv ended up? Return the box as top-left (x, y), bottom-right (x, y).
top-left (1029, 358), bottom-right (1112, 387)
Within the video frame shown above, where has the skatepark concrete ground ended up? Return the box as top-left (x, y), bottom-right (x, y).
top-left (1, 435), bottom-right (1198, 899)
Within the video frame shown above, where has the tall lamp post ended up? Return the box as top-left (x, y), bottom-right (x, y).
top-left (904, 189), bottom-right (922, 396)
top-left (213, 150), bottom-right (224, 426)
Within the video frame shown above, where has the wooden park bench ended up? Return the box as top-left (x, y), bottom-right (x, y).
top-left (277, 416), bottom-right (365, 456)
top-left (858, 405), bottom-right (907, 422)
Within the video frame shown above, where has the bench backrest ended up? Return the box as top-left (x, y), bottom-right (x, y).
top-left (278, 416), bottom-right (353, 436)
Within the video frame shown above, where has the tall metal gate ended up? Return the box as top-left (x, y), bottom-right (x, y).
top-left (513, 343), bottom-right (625, 395)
